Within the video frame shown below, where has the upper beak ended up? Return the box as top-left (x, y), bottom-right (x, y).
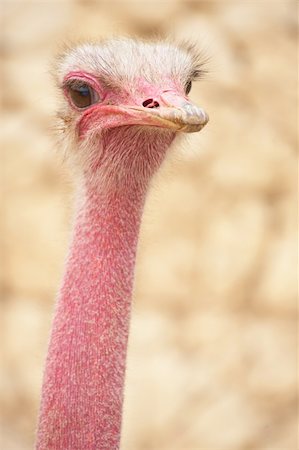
top-left (127, 102), bottom-right (208, 133)
top-left (123, 91), bottom-right (209, 133)
top-left (78, 92), bottom-right (209, 137)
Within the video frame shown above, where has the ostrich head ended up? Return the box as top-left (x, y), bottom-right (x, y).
top-left (56, 38), bottom-right (208, 190)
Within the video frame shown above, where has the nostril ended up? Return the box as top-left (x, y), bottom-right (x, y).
top-left (142, 98), bottom-right (153, 107)
top-left (142, 98), bottom-right (160, 108)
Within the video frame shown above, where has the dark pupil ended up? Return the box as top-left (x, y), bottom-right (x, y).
top-left (186, 81), bottom-right (192, 95)
top-left (69, 84), bottom-right (92, 108)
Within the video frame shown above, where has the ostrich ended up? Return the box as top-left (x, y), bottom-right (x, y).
top-left (36, 37), bottom-right (208, 450)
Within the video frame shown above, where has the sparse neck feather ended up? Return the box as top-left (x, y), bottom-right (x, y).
top-left (36, 130), bottom-right (174, 450)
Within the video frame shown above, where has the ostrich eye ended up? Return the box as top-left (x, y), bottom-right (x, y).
top-left (67, 82), bottom-right (99, 109)
top-left (185, 80), bottom-right (192, 95)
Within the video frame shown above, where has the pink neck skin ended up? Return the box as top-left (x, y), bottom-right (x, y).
top-left (36, 127), bottom-right (175, 450)
top-left (36, 184), bottom-right (146, 450)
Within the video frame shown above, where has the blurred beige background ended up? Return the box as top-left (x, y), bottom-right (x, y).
top-left (1, 1), bottom-right (297, 449)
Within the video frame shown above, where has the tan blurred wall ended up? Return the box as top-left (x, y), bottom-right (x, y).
top-left (1, 1), bottom-right (297, 449)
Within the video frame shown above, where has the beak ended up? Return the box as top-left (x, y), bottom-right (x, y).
top-left (78, 92), bottom-right (209, 137)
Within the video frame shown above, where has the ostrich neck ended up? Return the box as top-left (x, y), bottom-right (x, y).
top-left (36, 181), bottom-right (146, 450)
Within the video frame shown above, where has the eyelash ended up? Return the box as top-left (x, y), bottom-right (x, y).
top-left (184, 67), bottom-right (205, 92)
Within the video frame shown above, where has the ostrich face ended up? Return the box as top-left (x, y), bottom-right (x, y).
top-left (57, 38), bottom-right (209, 186)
